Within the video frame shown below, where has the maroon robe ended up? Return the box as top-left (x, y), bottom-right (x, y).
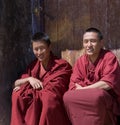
top-left (63, 49), bottom-right (120, 125)
top-left (10, 53), bottom-right (72, 125)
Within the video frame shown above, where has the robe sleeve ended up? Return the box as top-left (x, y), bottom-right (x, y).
top-left (100, 54), bottom-right (120, 97)
top-left (69, 58), bottom-right (86, 90)
top-left (43, 62), bottom-right (72, 97)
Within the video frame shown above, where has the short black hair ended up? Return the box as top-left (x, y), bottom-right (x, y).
top-left (31, 32), bottom-right (51, 46)
top-left (85, 27), bottom-right (103, 40)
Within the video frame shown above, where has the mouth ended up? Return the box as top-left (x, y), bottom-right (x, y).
top-left (37, 55), bottom-right (44, 59)
top-left (86, 48), bottom-right (94, 53)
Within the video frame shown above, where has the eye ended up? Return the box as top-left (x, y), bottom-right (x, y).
top-left (90, 39), bottom-right (97, 43)
top-left (83, 40), bottom-right (88, 44)
top-left (34, 46), bottom-right (47, 52)
top-left (34, 48), bottom-right (39, 51)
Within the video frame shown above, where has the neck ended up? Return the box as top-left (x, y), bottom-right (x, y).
top-left (88, 54), bottom-right (98, 63)
top-left (42, 53), bottom-right (50, 70)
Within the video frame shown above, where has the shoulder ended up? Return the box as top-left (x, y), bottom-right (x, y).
top-left (55, 57), bottom-right (69, 64)
top-left (54, 57), bottom-right (72, 68)
top-left (51, 55), bottom-right (72, 71)
top-left (99, 49), bottom-right (120, 67)
top-left (74, 54), bottom-right (87, 66)
top-left (102, 49), bottom-right (117, 60)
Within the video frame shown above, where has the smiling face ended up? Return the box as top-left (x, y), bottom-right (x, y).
top-left (32, 40), bottom-right (51, 65)
top-left (83, 32), bottom-right (103, 61)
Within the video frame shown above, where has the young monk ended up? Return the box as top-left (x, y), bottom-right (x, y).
top-left (10, 32), bottom-right (72, 125)
top-left (63, 27), bottom-right (120, 125)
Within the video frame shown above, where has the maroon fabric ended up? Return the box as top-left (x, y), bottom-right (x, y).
top-left (10, 53), bottom-right (72, 125)
top-left (64, 49), bottom-right (120, 125)
top-left (64, 89), bottom-right (115, 125)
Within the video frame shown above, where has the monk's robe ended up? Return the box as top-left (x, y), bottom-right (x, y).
top-left (10, 53), bottom-right (72, 125)
top-left (63, 49), bottom-right (120, 125)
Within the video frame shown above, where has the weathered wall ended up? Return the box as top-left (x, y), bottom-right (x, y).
top-left (44, 0), bottom-right (120, 60)
top-left (0, 0), bottom-right (32, 124)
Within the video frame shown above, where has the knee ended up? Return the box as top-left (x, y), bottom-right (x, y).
top-left (63, 89), bottom-right (107, 107)
top-left (63, 91), bottom-right (74, 106)
top-left (41, 98), bottom-right (59, 117)
top-left (90, 89), bottom-right (107, 106)
top-left (12, 91), bottom-right (21, 102)
top-left (42, 93), bottom-right (59, 109)
top-left (63, 92), bottom-right (69, 103)
top-left (12, 90), bottom-right (27, 105)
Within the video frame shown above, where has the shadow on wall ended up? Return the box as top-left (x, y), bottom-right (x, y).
top-left (0, 84), bottom-right (12, 125)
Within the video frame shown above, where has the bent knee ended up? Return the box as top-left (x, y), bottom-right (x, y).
top-left (83, 89), bottom-right (109, 107)
top-left (63, 89), bottom-right (108, 106)
top-left (63, 91), bottom-right (76, 105)
top-left (41, 93), bottom-right (60, 108)
top-left (91, 89), bottom-right (112, 108)
top-left (12, 90), bottom-right (21, 101)
top-left (91, 89), bottom-right (107, 101)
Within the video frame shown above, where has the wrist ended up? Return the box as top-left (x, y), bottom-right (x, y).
top-left (14, 79), bottom-right (20, 87)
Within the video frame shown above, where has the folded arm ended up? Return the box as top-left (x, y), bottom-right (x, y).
top-left (14, 77), bottom-right (43, 91)
top-left (75, 81), bottom-right (111, 90)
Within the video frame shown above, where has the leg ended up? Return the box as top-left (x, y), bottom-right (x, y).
top-left (39, 91), bottom-right (71, 125)
top-left (11, 88), bottom-right (41, 125)
top-left (63, 89), bottom-right (115, 125)
top-left (10, 90), bottom-right (27, 125)
top-left (25, 90), bottom-right (42, 125)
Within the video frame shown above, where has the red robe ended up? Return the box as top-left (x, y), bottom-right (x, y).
top-left (63, 49), bottom-right (120, 125)
top-left (10, 53), bottom-right (72, 125)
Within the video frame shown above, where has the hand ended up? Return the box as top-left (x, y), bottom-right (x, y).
top-left (75, 83), bottom-right (83, 90)
top-left (28, 77), bottom-right (43, 89)
top-left (13, 86), bottom-right (21, 91)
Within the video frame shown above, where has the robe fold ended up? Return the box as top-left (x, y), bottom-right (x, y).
top-left (63, 49), bottom-right (120, 125)
top-left (10, 53), bottom-right (72, 125)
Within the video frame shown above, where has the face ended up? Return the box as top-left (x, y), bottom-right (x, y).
top-left (32, 40), bottom-right (51, 63)
top-left (83, 32), bottom-right (103, 59)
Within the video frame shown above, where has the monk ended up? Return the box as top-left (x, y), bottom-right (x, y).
top-left (63, 27), bottom-right (120, 125)
top-left (10, 32), bottom-right (72, 125)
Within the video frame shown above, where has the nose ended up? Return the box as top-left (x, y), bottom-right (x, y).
top-left (87, 41), bottom-right (92, 46)
top-left (37, 48), bottom-right (42, 55)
